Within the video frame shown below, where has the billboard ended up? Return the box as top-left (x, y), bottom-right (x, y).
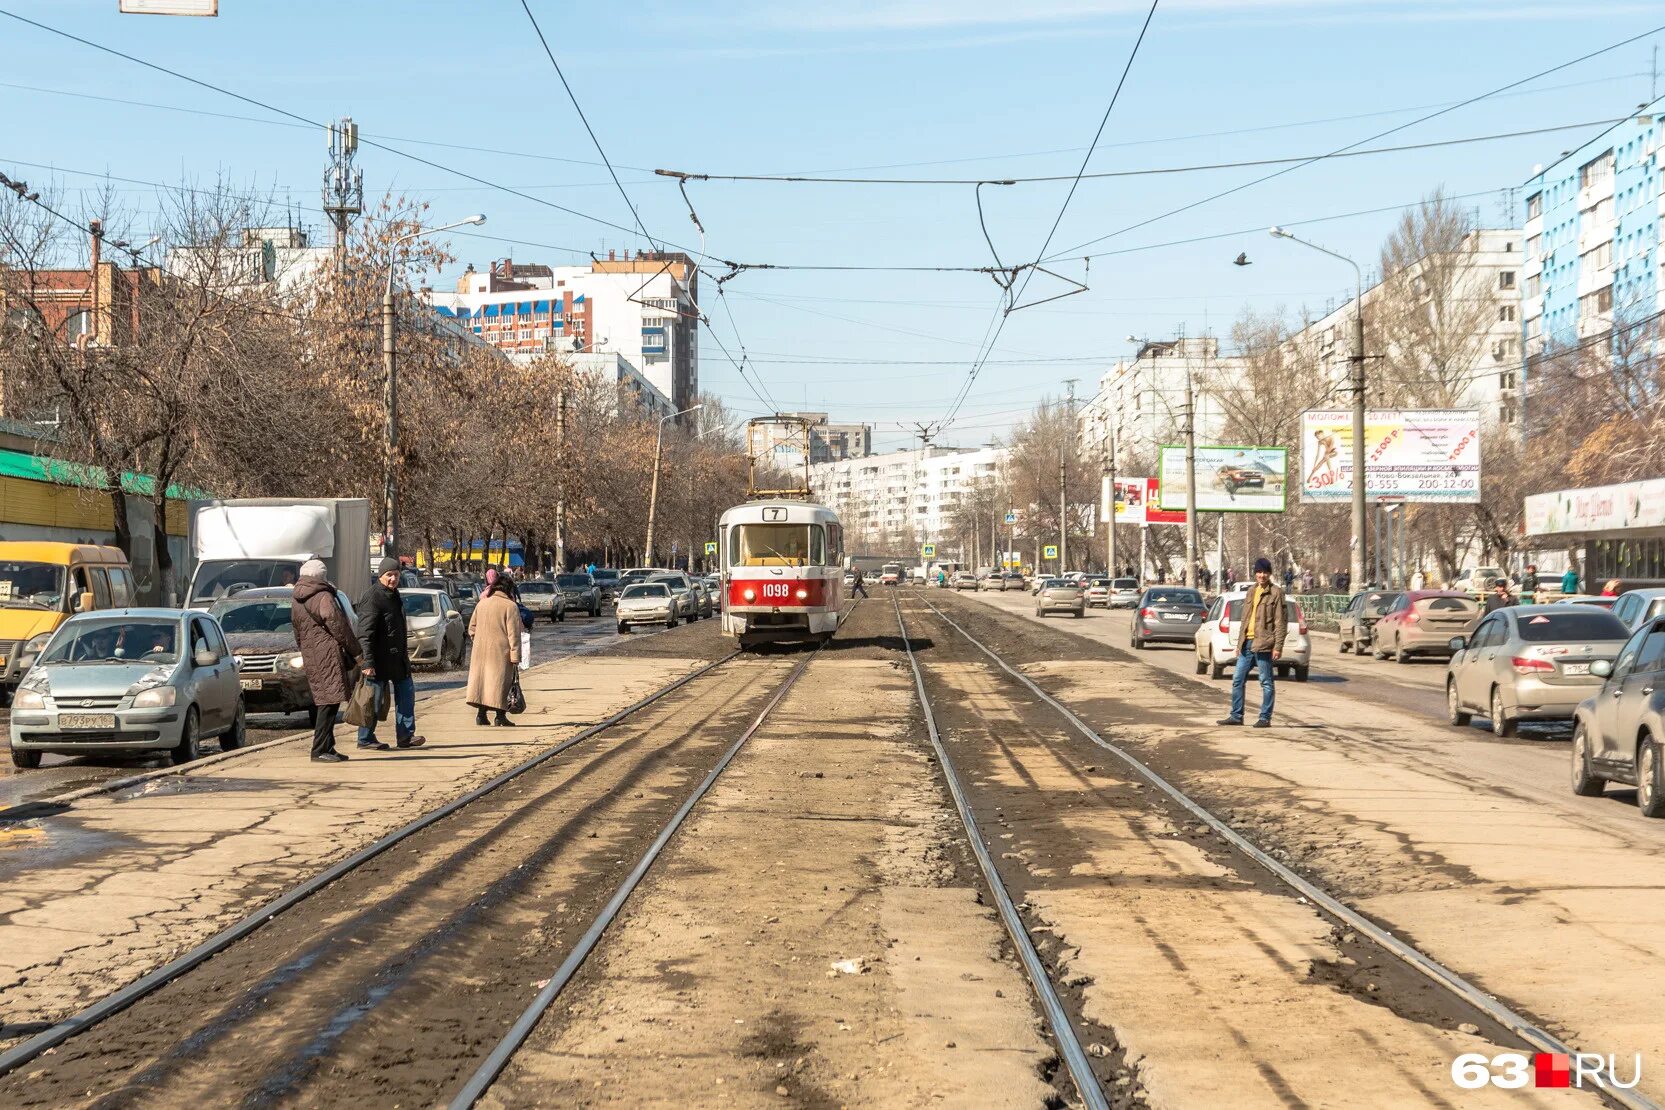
top-left (1102, 476), bottom-right (1186, 525)
top-left (1300, 409), bottom-right (1480, 503)
top-left (1159, 446), bottom-right (1287, 513)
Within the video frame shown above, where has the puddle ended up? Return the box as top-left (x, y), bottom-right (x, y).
top-left (112, 776), bottom-right (274, 801)
top-left (0, 817), bottom-right (132, 882)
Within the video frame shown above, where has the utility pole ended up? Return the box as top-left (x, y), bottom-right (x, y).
top-left (554, 384), bottom-right (568, 572)
top-left (1100, 410), bottom-right (1118, 578)
top-left (1183, 355), bottom-right (1199, 589)
top-left (322, 118), bottom-right (363, 272)
top-left (1058, 445), bottom-right (1068, 572)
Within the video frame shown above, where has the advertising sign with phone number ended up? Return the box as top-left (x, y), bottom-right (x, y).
top-left (1300, 409), bottom-right (1481, 504)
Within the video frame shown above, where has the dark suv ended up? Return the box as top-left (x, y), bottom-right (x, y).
top-left (555, 572), bottom-right (602, 617)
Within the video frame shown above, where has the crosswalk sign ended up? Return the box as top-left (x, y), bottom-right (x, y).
top-left (704, 541), bottom-right (717, 556)
top-left (1004, 511), bottom-right (1017, 525)
top-left (921, 543), bottom-right (936, 558)
top-left (1043, 544), bottom-right (1059, 560)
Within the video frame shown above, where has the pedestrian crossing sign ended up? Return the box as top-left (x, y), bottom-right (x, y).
top-left (704, 541), bottom-right (717, 555)
top-left (921, 543), bottom-right (936, 558)
top-left (1044, 544), bottom-right (1059, 560)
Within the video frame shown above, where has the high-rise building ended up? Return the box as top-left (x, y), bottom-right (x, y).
top-left (1078, 337), bottom-right (1234, 466)
top-left (810, 444), bottom-right (1006, 554)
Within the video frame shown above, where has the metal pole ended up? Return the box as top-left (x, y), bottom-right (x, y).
top-left (382, 281), bottom-right (398, 557)
top-left (1184, 359), bottom-right (1199, 588)
top-left (644, 423), bottom-right (666, 565)
top-left (1350, 287), bottom-right (1367, 599)
top-left (554, 385), bottom-right (567, 573)
top-left (1058, 445), bottom-right (1068, 572)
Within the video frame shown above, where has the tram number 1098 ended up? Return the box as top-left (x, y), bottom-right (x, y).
top-left (758, 583), bottom-right (794, 600)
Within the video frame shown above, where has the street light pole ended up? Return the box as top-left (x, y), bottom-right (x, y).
top-left (645, 403), bottom-right (705, 566)
top-left (381, 213), bottom-right (486, 558)
top-left (1270, 227), bottom-right (1366, 592)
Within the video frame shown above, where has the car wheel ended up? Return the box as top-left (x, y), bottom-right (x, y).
top-left (222, 699), bottom-right (246, 751)
top-left (1132, 637), bottom-right (1144, 650)
top-left (1639, 738), bottom-right (1665, 818)
top-left (171, 707), bottom-right (202, 766)
top-left (10, 747), bottom-right (41, 770)
top-left (591, 605), bottom-right (600, 618)
top-left (1209, 651), bottom-right (1226, 681)
top-left (617, 622), bottom-right (629, 634)
top-left (1394, 638), bottom-right (1410, 665)
top-left (666, 618), bottom-right (677, 629)
top-left (1295, 666), bottom-right (1310, 683)
top-left (1339, 638), bottom-right (1351, 654)
top-left (1446, 680), bottom-right (1471, 727)
top-left (1372, 636), bottom-right (1388, 660)
top-left (1354, 637), bottom-right (1368, 657)
top-left (1570, 721), bottom-right (1604, 796)
top-left (1489, 687), bottom-right (1517, 738)
top-left (1194, 654), bottom-right (1206, 675)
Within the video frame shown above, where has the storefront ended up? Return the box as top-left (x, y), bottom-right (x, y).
top-left (1524, 478), bottom-right (1665, 587)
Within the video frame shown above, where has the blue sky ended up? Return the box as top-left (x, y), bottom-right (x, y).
top-left (3, 0), bottom-right (1661, 451)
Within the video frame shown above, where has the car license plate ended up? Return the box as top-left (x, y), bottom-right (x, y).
top-left (1563, 662), bottom-right (1591, 675)
top-left (240, 678), bottom-right (266, 690)
top-left (60, 713), bottom-right (115, 729)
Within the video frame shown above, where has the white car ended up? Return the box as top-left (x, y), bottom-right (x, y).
top-left (1109, 577), bottom-right (1141, 608)
top-left (1193, 592), bottom-right (1312, 682)
top-left (1085, 577), bottom-right (1111, 607)
top-left (616, 582), bottom-right (678, 633)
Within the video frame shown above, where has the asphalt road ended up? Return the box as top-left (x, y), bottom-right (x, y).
top-left (0, 609), bottom-right (663, 810)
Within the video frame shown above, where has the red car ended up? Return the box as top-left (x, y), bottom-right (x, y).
top-left (1369, 590), bottom-right (1483, 663)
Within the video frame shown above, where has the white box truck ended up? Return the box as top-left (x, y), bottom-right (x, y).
top-left (185, 498), bottom-right (372, 609)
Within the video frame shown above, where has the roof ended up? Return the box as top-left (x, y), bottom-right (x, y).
top-left (0, 447), bottom-right (209, 501)
top-left (0, 541), bottom-right (127, 565)
top-left (68, 607), bottom-right (194, 620)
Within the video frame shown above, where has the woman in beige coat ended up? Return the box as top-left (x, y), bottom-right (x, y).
top-left (467, 579), bottom-right (522, 726)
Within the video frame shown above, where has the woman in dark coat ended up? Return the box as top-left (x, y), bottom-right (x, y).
top-left (291, 560), bottom-right (366, 762)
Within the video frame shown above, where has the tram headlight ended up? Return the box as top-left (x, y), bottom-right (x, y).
top-left (795, 588), bottom-right (808, 600)
top-left (742, 588), bottom-right (756, 601)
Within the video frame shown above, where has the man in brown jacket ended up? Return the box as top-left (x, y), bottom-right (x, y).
top-left (291, 559), bottom-right (366, 762)
top-left (1218, 556), bottom-right (1287, 729)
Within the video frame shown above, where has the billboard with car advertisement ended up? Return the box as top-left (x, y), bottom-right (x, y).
top-left (1102, 476), bottom-right (1186, 525)
top-left (1158, 446), bottom-right (1287, 513)
top-left (1299, 409), bottom-right (1481, 503)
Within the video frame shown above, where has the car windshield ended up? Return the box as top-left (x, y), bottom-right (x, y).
top-left (210, 599), bottom-right (294, 636)
top-left (1515, 610), bottom-right (1628, 642)
top-left (191, 559), bottom-right (303, 602)
top-left (1089, 578), bottom-right (1110, 587)
top-left (1043, 579), bottom-right (1071, 589)
top-left (556, 574), bottom-right (590, 587)
top-left (1113, 578), bottom-right (1138, 589)
top-left (41, 619), bottom-right (180, 664)
top-left (1146, 589), bottom-right (1201, 604)
top-left (1361, 592), bottom-right (1401, 615)
top-left (402, 593), bottom-right (440, 617)
top-left (0, 561), bottom-right (67, 610)
top-left (1414, 596), bottom-right (1478, 615)
top-left (592, 570), bottom-right (619, 583)
top-left (454, 583), bottom-right (479, 599)
top-left (650, 575), bottom-right (686, 589)
top-left (622, 584), bottom-right (669, 599)
top-left (519, 582), bottom-right (554, 595)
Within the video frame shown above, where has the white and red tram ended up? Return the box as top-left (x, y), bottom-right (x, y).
top-left (718, 500), bottom-right (844, 649)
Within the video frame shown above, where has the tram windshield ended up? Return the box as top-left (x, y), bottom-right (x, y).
top-left (732, 523), bottom-right (827, 567)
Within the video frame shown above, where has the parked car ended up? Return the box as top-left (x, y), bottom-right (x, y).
top-left (649, 572), bottom-right (700, 619)
top-left (979, 572), bottom-right (1003, 592)
top-left (450, 580), bottom-right (481, 623)
top-left (1609, 588), bottom-right (1665, 632)
top-left (211, 586), bottom-right (357, 721)
top-left (953, 571), bottom-right (979, 591)
top-left (555, 572), bottom-right (603, 618)
top-left (1368, 590), bottom-right (1482, 663)
top-left (1446, 605), bottom-right (1629, 738)
top-left (880, 564), bottom-right (905, 586)
top-left (401, 588), bottom-right (467, 669)
top-left (591, 568), bottom-right (622, 605)
top-left (1085, 577), bottom-right (1111, 607)
top-left (616, 582), bottom-right (677, 633)
top-left (1453, 566), bottom-right (1509, 595)
top-left (1035, 578), bottom-right (1086, 618)
top-left (1557, 595), bottom-right (1617, 609)
top-left (517, 579), bottom-right (568, 623)
top-left (9, 608), bottom-right (244, 769)
top-left (1000, 572), bottom-right (1028, 591)
top-left (1194, 594), bottom-right (1312, 682)
top-left (1337, 590), bottom-right (1402, 655)
top-left (688, 578), bottom-right (715, 618)
top-left (1571, 615), bottom-right (1665, 816)
top-left (618, 568), bottom-right (660, 590)
top-left (1109, 577), bottom-right (1142, 609)
top-left (1131, 587), bottom-right (1206, 649)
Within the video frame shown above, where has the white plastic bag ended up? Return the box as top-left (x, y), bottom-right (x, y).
top-left (519, 630), bottom-right (531, 671)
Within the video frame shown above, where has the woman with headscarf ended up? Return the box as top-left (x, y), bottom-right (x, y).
top-left (467, 576), bottom-right (521, 726)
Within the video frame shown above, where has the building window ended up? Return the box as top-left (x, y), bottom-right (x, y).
top-left (1525, 274), bottom-right (1541, 298)
top-left (1501, 403), bottom-right (1517, 424)
top-left (1526, 192), bottom-right (1543, 219)
top-left (1581, 241), bottom-right (1612, 271)
top-left (1498, 305), bottom-right (1516, 323)
top-left (1580, 287), bottom-right (1614, 318)
top-left (62, 309), bottom-right (92, 340)
top-left (1498, 271), bottom-right (1516, 291)
top-left (1500, 369), bottom-right (1517, 390)
top-left (1579, 149), bottom-right (1615, 189)
top-left (1526, 234), bottom-right (1541, 260)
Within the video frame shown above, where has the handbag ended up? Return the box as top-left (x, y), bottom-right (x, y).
top-left (507, 676), bottom-right (527, 716)
top-left (342, 675), bottom-right (378, 728)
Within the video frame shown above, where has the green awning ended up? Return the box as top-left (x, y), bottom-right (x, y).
top-left (0, 448), bottom-right (209, 501)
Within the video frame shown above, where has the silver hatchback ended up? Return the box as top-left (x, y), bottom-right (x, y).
top-left (9, 608), bottom-right (244, 768)
top-left (1035, 578), bottom-right (1086, 618)
top-left (1445, 605), bottom-right (1629, 737)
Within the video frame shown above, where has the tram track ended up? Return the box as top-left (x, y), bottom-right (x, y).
top-left (0, 626), bottom-right (838, 1107)
top-left (903, 590), bottom-right (1663, 1110)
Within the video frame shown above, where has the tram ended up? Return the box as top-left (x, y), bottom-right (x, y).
top-left (718, 500), bottom-right (844, 649)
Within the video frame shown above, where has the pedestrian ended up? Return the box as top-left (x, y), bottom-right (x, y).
top-left (1410, 568), bottom-right (1425, 591)
top-left (290, 559), bottom-right (366, 764)
top-left (1561, 565), bottom-right (1579, 596)
top-left (1520, 563), bottom-right (1539, 596)
top-left (355, 557), bottom-right (426, 752)
top-left (1218, 557), bottom-right (1287, 729)
top-left (1282, 566), bottom-right (1295, 590)
top-left (851, 565), bottom-right (869, 599)
top-left (1484, 581), bottom-right (1513, 613)
top-left (1602, 577), bottom-right (1622, 597)
top-left (468, 576), bottom-right (522, 727)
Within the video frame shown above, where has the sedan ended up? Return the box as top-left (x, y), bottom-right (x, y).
top-left (1445, 605), bottom-right (1630, 737)
top-left (1369, 590), bottom-right (1482, 664)
top-left (9, 608), bottom-right (244, 768)
top-left (1571, 616), bottom-right (1665, 817)
top-left (1194, 595), bottom-right (1312, 682)
top-left (1337, 590), bottom-right (1402, 656)
top-left (649, 572), bottom-right (701, 619)
top-left (1085, 577), bottom-right (1111, 607)
top-left (616, 582), bottom-right (677, 632)
top-left (555, 572), bottom-right (603, 618)
top-left (1131, 587), bottom-right (1206, 649)
top-left (953, 571), bottom-right (979, 591)
top-left (1108, 577), bottom-right (1142, 609)
top-left (517, 580), bottom-right (568, 623)
top-left (402, 588), bottom-right (466, 669)
top-left (1035, 578), bottom-right (1086, 618)
top-left (1608, 588), bottom-right (1665, 632)
top-left (1000, 572), bottom-right (1027, 591)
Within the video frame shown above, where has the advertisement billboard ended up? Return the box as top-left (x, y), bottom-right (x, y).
top-left (1300, 410), bottom-right (1481, 503)
top-left (1158, 447), bottom-right (1287, 513)
top-left (1103, 476), bottom-right (1186, 525)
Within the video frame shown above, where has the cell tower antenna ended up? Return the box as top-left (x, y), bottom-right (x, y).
top-left (322, 116), bottom-right (363, 270)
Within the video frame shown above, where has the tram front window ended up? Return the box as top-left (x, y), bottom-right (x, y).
top-left (733, 524), bottom-right (826, 567)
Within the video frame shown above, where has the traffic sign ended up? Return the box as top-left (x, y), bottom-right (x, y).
top-left (704, 541), bottom-right (718, 556)
top-left (1004, 511), bottom-right (1017, 525)
top-left (1043, 544), bottom-right (1059, 560)
top-left (921, 543), bottom-right (936, 558)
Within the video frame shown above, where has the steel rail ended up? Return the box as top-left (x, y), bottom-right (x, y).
top-left (0, 649), bottom-right (743, 1079)
top-left (917, 594), bottom-right (1664, 1110)
top-left (892, 596), bottom-right (1110, 1110)
top-left (449, 635), bottom-right (833, 1108)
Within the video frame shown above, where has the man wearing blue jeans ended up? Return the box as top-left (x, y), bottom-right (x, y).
top-left (355, 557), bottom-right (426, 751)
top-left (1217, 557), bottom-right (1288, 730)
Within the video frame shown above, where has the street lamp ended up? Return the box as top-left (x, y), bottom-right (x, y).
top-left (1267, 226), bottom-right (1366, 594)
top-left (381, 213), bottom-right (485, 557)
top-left (644, 403), bottom-right (705, 565)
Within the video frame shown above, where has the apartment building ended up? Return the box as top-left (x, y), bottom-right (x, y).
top-left (810, 445), bottom-right (1007, 552)
top-left (1078, 337), bottom-right (1233, 465)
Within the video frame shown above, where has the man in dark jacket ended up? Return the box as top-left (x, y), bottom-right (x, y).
top-left (1219, 557), bottom-right (1288, 729)
top-left (1484, 582), bottom-right (1513, 613)
top-left (356, 557), bottom-right (426, 751)
top-left (291, 560), bottom-right (365, 763)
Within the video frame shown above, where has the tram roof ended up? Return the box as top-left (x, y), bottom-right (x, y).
top-left (719, 500), bottom-right (839, 525)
